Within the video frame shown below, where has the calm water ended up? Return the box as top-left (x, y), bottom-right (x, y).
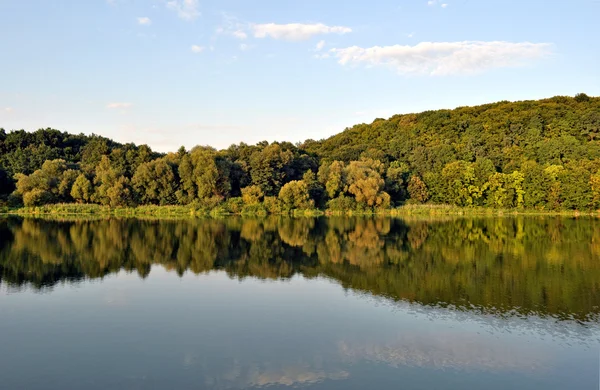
top-left (0, 216), bottom-right (599, 390)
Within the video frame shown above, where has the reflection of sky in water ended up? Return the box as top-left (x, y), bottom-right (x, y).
top-left (0, 267), bottom-right (598, 390)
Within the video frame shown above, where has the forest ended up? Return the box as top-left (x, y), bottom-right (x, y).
top-left (1, 93), bottom-right (599, 212)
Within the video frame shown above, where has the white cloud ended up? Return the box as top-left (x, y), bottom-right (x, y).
top-left (428, 0), bottom-right (448, 7)
top-left (2, 107), bottom-right (14, 113)
top-left (107, 102), bottom-right (132, 109)
top-left (166, 0), bottom-right (200, 21)
top-left (316, 40), bottom-right (326, 51)
top-left (251, 23), bottom-right (352, 41)
top-left (328, 41), bottom-right (553, 76)
top-left (137, 17), bottom-right (152, 25)
top-left (232, 30), bottom-right (247, 39)
top-left (191, 45), bottom-right (205, 53)
top-left (239, 43), bottom-right (253, 51)
top-left (407, 32), bottom-right (415, 38)
top-left (215, 14), bottom-right (249, 40)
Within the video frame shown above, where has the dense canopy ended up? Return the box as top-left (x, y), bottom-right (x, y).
top-left (1, 94), bottom-right (599, 211)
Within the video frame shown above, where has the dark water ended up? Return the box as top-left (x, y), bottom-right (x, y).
top-left (0, 216), bottom-right (599, 390)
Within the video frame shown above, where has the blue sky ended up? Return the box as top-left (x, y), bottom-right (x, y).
top-left (0, 0), bottom-right (598, 152)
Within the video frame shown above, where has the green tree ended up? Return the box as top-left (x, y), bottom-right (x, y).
top-left (278, 180), bottom-right (313, 211)
top-left (343, 159), bottom-right (390, 208)
top-left (241, 185), bottom-right (264, 205)
top-left (249, 143), bottom-right (293, 196)
top-left (71, 174), bottom-right (94, 203)
top-left (13, 159), bottom-right (75, 206)
top-left (132, 158), bottom-right (178, 205)
top-left (407, 175), bottom-right (429, 204)
top-left (318, 161), bottom-right (345, 199)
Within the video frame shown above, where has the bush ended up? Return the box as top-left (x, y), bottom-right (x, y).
top-left (263, 196), bottom-right (282, 214)
top-left (224, 197), bottom-right (244, 214)
top-left (326, 195), bottom-right (357, 212)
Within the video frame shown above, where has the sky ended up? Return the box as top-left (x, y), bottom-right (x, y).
top-left (0, 0), bottom-right (598, 152)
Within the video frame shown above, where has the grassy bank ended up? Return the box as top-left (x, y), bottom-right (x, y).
top-left (390, 204), bottom-right (600, 217)
top-left (2, 203), bottom-right (599, 218)
top-left (0, 203), bottom-right (325, 218)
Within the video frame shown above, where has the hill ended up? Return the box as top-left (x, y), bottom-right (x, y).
top-left (1, 93), bottom-right (599, 211)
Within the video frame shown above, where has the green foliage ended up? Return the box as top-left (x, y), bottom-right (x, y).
top-left (132, 157), bottom-right (178, 205)
top-left (71, 174), bottom-right (94, 203)
top-left (407, 175), bottom-right (429, 204)
top-left (13, 159), bottom-right (75, 206)
top-left (278, 180), bottom-right (313, 211)
top-left (3, 94), bottom-right (600, 211)
top-left (241, 185), bottom-right (264, 205)
top-left (318, 160), bottom-right (345, 199)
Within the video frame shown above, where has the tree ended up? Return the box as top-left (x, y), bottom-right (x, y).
top-left (241, 185), bottom-right (264, 205)
top-left (71, 174), bottom-right (93, 203)
top-left (106, 176), bottom-right (133, 207)
top-left (591, 170), bottom-right (600, 209)
top-left (302, 170), bottom-right (325, 207)
top-left (342, 159), bottom-right (390, 208)
top-left (13, 159), bottom-right (75, 206)
top-left (177, 147), bottom-right (231, 204)
top-left (318, 161), bottom-right (345, 199)
top-left (278, 180), bottom-right (313, 211)
top-left (0, 167), bottom-right (15, 197)
top-left (407, 175), bottom-right (429, 204)
top-left (132, 158), bottom-right (178, 205)
top-left (385, 161), bottom-right (410, 203)
top-left (250, 143), bottom-right (293, 196)
top-left (92, 155), bottom-right (133, 206)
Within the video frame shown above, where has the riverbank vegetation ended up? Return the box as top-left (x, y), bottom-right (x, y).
top-left (1, 94), bottom-right (600, 214)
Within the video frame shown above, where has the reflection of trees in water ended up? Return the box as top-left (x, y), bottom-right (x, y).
top-left (1, 216), bottom-right (599, 322)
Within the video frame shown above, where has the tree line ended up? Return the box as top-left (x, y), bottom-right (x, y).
top-left (1, 93), bottom-right (599, 211)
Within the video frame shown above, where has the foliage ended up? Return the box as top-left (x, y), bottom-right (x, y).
top-left (3, 94), bottom-right (600, 211)
top-left (278, 180), bottom-right (313, 211)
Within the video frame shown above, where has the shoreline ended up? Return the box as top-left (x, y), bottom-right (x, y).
top-left (1, 203), bottom-right (598, 218)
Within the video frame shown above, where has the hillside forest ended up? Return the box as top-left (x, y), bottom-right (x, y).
top-left (1, 93), bottom-right (600, 213)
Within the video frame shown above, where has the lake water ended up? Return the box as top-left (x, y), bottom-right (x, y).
top-left (0, 216), bottom-right (598, 389)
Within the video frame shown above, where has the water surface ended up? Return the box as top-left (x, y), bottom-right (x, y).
top-left (0, 216), bottom-right (598, 389)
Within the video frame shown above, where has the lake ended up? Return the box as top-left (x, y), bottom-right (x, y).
top-left (0, 216), bottom-right (598, 389)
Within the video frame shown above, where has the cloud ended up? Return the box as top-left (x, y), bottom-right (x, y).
top-left (428, 0), bottom-right (448, 7)
top-left (106, 102), bottom-right (132, 109)
top-left (251, 23), bottom-right (352, 41)
top-left (137, 17), bottom-right (152, 25)
top-left (232, 30), bottom-right (247, 39)
top-left (166, 0), bottom-right (200, 21)
top-left (328, 41), bottom-right (553, 76)
top-left (3, 107), bottom-right (13, 113)
top-left (316, 40), bottom-right (326, 51)
top-left (239, 43), bottom-right (253, 51)
top-left (191, 45), bottom-right (205, 53)
top-left (215, 14), bottom-right (249, 40)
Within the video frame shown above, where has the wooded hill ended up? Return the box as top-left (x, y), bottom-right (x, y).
top-left (1, 93), bottom-right (599, 211)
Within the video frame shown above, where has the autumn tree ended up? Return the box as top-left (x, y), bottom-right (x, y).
top-left (407, 175), bottom-right (429, 204)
